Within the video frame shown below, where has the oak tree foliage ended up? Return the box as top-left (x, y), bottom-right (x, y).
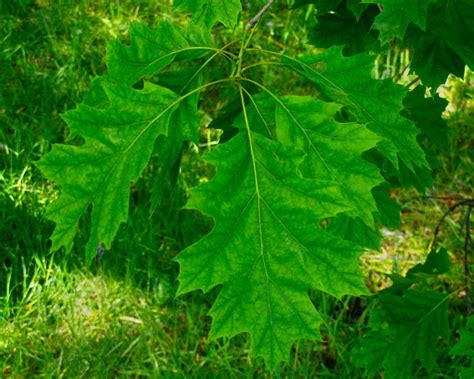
top-left (37, 0), bottom-right (472, 373)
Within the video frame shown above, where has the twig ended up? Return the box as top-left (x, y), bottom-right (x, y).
top-left (464, 205), bottom-right (472, 314)
top-left (432, 199), bottom-right (474, 248)
top-left (394, 62), bottom-right (411, 82)
top-left (407, 76), bottom-right (421, 88)
top-left (412, 195), bottom-right (470, 202)
top-left (248, 0), bottom-right (274, 28)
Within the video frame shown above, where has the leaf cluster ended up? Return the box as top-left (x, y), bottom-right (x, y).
top-left (36, 0), bottom-right (473, 373)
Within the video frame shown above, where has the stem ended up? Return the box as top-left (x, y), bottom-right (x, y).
top-left (241, 61), bottom-right (286, 73)
top-left (237, 28), bottom-right (249, 76)
top-left (143, 46), bottom-right (237, 75)
top-left (464, 205), bottom-right (472, 314)
top-left (394, 62), bottom-right (410, 83)
top-left (231, 28), bottom-right (248, 78)
top-left (180, 40), bottom-right (238, 94)
top-left (248, 0), bottom-right (274, 28)
top-left (240, 86), bottom-right (275, 138)
top-left (232, 21), bottom-right (258, 78)
top-left (238, 83), bottom-right (274, 330)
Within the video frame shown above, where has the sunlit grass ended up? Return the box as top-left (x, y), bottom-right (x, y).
top-left (0, 258), bottom-right (370, 377)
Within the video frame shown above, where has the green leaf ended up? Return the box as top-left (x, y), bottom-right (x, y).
top-left (403, 0), bottom-right (473, 88)
top-left (354, 290), bottom-right (449, 379)
top-left (108, 22), bottom-right (210, 215)
top-left (372, 185), bottom-right (400, 228)
top-left (294, 0), bottom-right (368, 21)
top-left (272, 96), bottom-right (383, 225)
top-left (106, 21), bottom-right (214, 86)
top-left (176, 115), bottom-right (369, 368)
top-left (149, 69), bottom-right (203, 215)
top-left (362, 0), bottom-right (436, 45)
top-left (326, 214), bottom-right (382, 249)
top-left (36, 81), bottom-right (179, 261)
top-left (174, 0), bottom-right (242, 29)
top-left (427, 0), bottom-right (474, 70)
top-left (451, 315), bottom-right (474, 379)
top-left (408, 248), bottom-right (451, 277)
top-left (354, 249), bottom-right (451, 378)
top-left (310, 3), bottom-right (379, 56)
top-left (402, 87), bottom-right (448, 150)
top-left (347, 0), bottom-right (370, 21)
top-left (283, 47), bottom-right (428, 173)
top-left (404, 25), bottom-right (465, 89)
top-left (394, 88), bottom-right (448, 192)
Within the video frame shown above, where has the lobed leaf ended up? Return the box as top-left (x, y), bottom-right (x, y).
top-left (362, 0), bottom-right (436, 45)
top-left (36, 81), bottom-right (180, 261)
top-left (450, 315), bottom-right (474, 379)
top-left (403, 0), bottom-right (473, 88)
top-left (282, 47), bottom-right (428, 174)
top-left (310, 2), bottom-right (380, 56)
top-left (176, 94), bottom-right (375, 368)
top-left (353, 249), bottom-right (451, 378)
top-left (273, 96), bottom-right (383, 225)
top-left (106, 21), bottom-right (214, 86)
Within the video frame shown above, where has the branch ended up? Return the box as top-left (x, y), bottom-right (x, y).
top-left (248, 0), bottom-right (274, 28)
top-left (432, 199), bottom-right (474, 248)
top-left (411, 195), bottom-right (471, 202)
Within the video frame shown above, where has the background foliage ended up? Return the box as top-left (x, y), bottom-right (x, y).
top-left (0, 0), bottom-right (472, 377)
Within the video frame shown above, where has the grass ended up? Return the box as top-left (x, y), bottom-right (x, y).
top-left (1, 0), bottom-right (473, 377)
top-left (1, 260), bottom-right (374, 377)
